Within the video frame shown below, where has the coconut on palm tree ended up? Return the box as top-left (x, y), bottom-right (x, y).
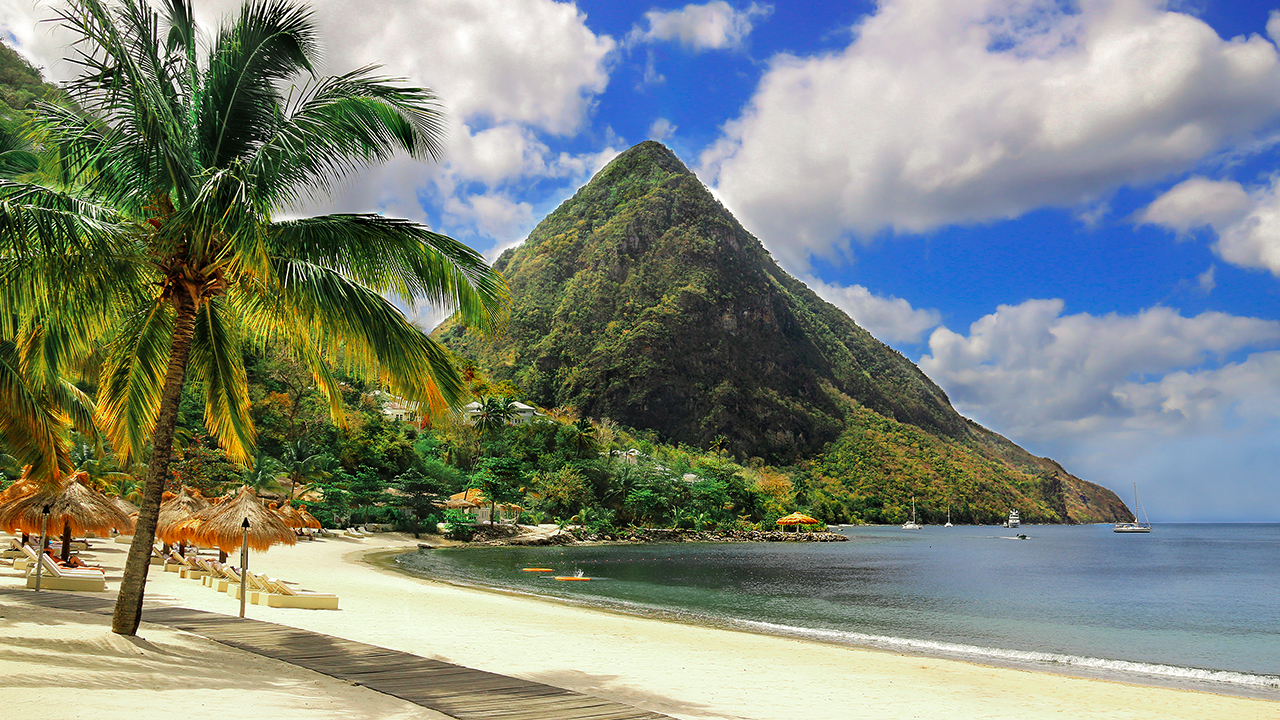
top-left (0, 0), bottom-right (506, 635)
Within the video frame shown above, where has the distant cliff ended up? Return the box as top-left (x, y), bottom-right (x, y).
top-left (438, 141), bottom-right (1129, 524)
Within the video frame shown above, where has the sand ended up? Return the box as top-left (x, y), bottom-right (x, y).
top-left (1, 532), bottom-right (1276, 720)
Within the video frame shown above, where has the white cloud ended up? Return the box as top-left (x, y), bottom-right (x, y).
top-left (629, 1), bottom-right (771, 52)
top-left (1143, 175), bottom-right (1280, 276)
top-left (702, 0), bottom-right (1280, 268)
top-left (648, 118), bottom-right (677, 142)
top-left (1, 0), bottom-right (620, 253)
top-left (1197, 264), bottom-right (1216, 293)
top-left (802, 276), bottom-right (941, 345)
top-left (919, 299), bottom-right (1280, 443)
top-left (1139, 177), bottom-right (1252, 233)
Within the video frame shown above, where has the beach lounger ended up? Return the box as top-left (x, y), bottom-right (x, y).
top-left (3, 538), bottom-right (27, 559)
top-left (205, 562), bottom-right (237, 592)
top-left (11, 544), bottom-right (39, 571)
top-left (255, 576), bottom-right (339, 610)
top-left (229, 571), bottom-right (274, 602)
top-left (163, 551), bottom-right (185, 573)
top-left (25, 554), bottom-right (107, 592)
top-left (182, 557), bottom-right (214, 580)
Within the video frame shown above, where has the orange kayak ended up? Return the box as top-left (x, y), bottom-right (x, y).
top-left (554, 576), bottom-right (591, 581)
top-left (521, 568), bottom-right (554, 572)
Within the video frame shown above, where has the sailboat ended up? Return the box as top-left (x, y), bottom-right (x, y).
top-left (902, 496), bottom-right (922, 530)
top-left (1113, 483), bottom-right (1152, 533)
top-left (944, 508), bottom-right (953, 528)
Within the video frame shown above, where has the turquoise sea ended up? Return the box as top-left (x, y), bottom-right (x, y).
top-left (394, 523), bottom-right (1280, 698)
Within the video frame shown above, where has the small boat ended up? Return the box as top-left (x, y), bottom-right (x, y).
top-left (521, 567), bottom-right (554, 572)
top-left (944, 508), bottom-right (953, 528)
top-left (554, 576), bottom-right (591, 581)
top-left (1114, 483), bottom-right (1152, 533)
top-left (902, 496), bottom-right (922, 530)
top-left (1004, 510), bottom-right (1020, 528)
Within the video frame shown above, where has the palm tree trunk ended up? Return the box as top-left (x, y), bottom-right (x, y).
top-left (60, 522), bottom-right (72, 563)
top-left (112, 295), bottom-right (198, 636)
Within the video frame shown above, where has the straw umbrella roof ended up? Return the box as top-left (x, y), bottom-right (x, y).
top-left (295, 504), bottom-right (322, 530)
top-left (0, 473), bottom-right (135, 537)
top-left (156, 487), bottom-right (210, 545)
top-left (775, 512), bottom-right (821, 526)
top-left (193, 486), bottom-right (296, 553)
top-left (0, 475), bottom-right (39, 505)
top-left (110, 495), bottom-right (139, 517)
top-left (272, 502), bottom-right (305, 530)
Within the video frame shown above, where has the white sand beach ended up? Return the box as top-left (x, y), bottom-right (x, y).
top-left (1, 533), bottom-right (1275, 720)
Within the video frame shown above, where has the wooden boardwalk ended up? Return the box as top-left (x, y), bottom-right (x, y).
top-left (0, 588), bottom-right (672, 720)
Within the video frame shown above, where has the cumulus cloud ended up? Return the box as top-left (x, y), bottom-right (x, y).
top-left (802, 276), bottom-right (941, 345)
top-left (629, 1), bottom-right (771, 51)
top-left (919, 299), bottom-right (1280, 443)
top-left (648, 117), bottom-right (677, 141)
top-left (2, 0), bottom-right (620, 251)
top-left (1143, 176), bottom-right (1280, 276)
top-left (1139, 177), bottom-right (1252, 234)
top-left (702, 0), bottom-right (1280, 268)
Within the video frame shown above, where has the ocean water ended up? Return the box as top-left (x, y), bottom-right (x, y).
top-left (394, 523), bottom-right (1280, 697)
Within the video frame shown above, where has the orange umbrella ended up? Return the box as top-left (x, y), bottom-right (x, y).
top-left (0, 472), bottom-right (135, 560)
top-left (193, 486), bottom-right (296, 554)
top-left (156, 487), bottom-right (209, 547)
top-left (295, 504), bottom-right (322, 530)
top-left (272, 502), bottom-right (303, 529)
top-left (775, 512), bottom-right (821, 532)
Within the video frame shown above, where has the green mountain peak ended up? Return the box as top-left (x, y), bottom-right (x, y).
top-left (439, 141), bottom-right (1130, 524)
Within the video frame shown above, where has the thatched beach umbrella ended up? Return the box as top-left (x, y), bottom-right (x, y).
top-left (0, 473), bottom-right (135, 561)
top-left (776, 512), bottom-right (821, 533)
top-left (194, 486), bottom-right (296, 554)
top-left (295, 504), bottom-right (322, 530)
top-left (110, 495), bottom-right (139, 517)
top-left (0, 472), bottom-right (40, 535)
top-left (272, 502), bottom-right (302, 529)
top-left (156, 487), bottom-right (209, 551)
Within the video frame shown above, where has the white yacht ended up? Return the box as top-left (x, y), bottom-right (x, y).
top-left (944, 509), bottom-right (953, 528)
top-left (1114, 483), bottom-right (1152, 533)
top-left (902, 496), bottom-right (922, 530)
top-left (1004, 509), bottom-right (1020, 528)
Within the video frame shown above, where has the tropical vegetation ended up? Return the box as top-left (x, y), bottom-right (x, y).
top-left (0, 0), bottom-right (505, 635)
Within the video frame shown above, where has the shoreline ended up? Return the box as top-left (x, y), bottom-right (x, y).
top-left (378, 544), bottom-right (1280, 702)
top-left (2, 533), bottom-right (1276, 720)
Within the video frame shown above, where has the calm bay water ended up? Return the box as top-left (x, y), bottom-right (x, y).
top-left (395, 523), bottom-right (1280, 696)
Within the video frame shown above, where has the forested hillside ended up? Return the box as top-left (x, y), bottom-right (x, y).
top-left (438, 142), bottom-right (1130, 524)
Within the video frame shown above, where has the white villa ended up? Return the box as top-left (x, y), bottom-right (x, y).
top-left (369, 391), bottom-right (421, 423)
top-left (460, 400), bottom-right (545, 425)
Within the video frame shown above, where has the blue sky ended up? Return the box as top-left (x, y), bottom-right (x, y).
top-left (5, 0), bottom-right (1280, 521)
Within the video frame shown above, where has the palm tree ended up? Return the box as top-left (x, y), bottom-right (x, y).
top-left (278, 439), bottom-right (333, 505)
top-left (0, 0), bottom-right (506, 635)
top-left (472, 396), bottom-right (515, 436)
top-left (241, 449), bottom-right (288, 496)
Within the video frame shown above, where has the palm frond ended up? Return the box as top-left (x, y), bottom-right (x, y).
top-left (237, 258), bottom-right (465, 414)
top-left (54, 0), bottom-right (196, 204)
top-left (251, 67), bottom-right (446, 207)
top-left (267, 214), bottom-right (508, 329)
top-left (0, 340), bottom-right (72, 482)
top-left (199, 0), bottom-right (318, 168)
top-left (187, 298), bottom-right (255, 463)
top-left (97, 301), bottom-right (175, 464)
